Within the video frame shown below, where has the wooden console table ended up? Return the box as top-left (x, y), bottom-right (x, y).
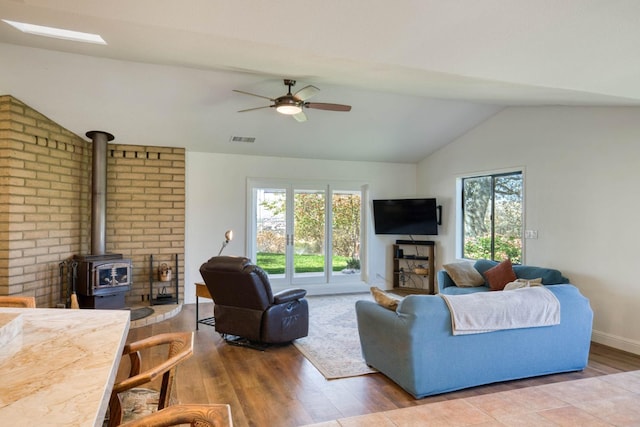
top-left (195, 282), bottom-right (215, 330)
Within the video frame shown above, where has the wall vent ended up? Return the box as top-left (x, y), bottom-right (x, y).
top-left (229, 136), bottom-right (256, 143)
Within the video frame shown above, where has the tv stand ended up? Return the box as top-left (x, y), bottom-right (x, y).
top-left (392, 240), bottom-right (435, 294)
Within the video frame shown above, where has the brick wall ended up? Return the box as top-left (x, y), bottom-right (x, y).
top-left (107, 145), bottom-right (185, 305)
top-left (0, 95), bottom-right (185, 307)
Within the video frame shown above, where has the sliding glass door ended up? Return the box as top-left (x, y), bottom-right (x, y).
top-left (292, 188), bottom-right (326, 280)
top-left (255, 186), bottom-right (288, 279)
top-left (249, 179), bottom-right (363, 287)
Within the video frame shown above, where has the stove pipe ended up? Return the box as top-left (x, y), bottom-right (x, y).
top-left (86, 130), bottom-right (114, 255)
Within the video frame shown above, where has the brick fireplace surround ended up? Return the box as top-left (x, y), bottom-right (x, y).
top-left (0, 95), bottom-right (185, 308)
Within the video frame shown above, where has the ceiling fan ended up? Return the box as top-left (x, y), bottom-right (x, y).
top-left (233, 79), bottom-right (352, 122)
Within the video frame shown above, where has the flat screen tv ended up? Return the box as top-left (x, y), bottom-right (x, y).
top-left (372, 198), bottom-right (438, 235)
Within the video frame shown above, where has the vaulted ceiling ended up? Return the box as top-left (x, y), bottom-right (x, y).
top-left (1, 1), bottom-right (639, 163)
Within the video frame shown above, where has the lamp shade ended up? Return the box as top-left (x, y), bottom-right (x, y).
top-left (218, 229), bottom-right (233, 256)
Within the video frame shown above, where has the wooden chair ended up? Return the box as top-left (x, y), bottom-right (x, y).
top-left (118, 404), bottom-right (233, 427)
top-left (0, 296), bottom-right (36, 308)
top-left (107, 331), bottom-right (194, 427)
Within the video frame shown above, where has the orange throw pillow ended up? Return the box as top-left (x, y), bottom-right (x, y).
top-left (484, 259), bottom-right (517, 291)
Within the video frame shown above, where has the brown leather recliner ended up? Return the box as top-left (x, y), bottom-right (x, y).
top-left (199, 256), bottom-right (309, 344)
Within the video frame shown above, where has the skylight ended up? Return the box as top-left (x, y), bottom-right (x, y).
top-left (2, 19), bottom-right (106, 45)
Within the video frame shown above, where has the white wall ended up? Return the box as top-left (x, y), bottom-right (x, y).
top-left (184, 152), bottom-right (417, 304)
top-left (417, 106), bottom-right (640, 355)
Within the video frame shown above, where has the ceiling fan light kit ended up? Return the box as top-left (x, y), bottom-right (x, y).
top-left (275, 103), bottom-right (302, 115)
top-left (234, 79), bottom-right (351, 121)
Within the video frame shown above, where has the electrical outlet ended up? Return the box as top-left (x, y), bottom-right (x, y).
top-left (525, 230), bottom-right (538, 239)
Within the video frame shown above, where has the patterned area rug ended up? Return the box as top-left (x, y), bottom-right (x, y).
top-left (293, 293), bottom-right (378, 379)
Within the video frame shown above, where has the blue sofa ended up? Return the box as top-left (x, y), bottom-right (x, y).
top-left (356, 284), bottom-right (593, 398)
top-left (438, 259), bottom-right (570, 294)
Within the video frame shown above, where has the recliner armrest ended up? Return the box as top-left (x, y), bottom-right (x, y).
top-left (273, 288), bottom-right (307, 304)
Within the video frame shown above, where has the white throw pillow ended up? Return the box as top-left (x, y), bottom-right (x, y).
top-left (443, 262), bottom-right (485, 287)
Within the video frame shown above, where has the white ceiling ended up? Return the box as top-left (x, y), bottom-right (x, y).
top-left (1, 1), bottom-right (639, 163)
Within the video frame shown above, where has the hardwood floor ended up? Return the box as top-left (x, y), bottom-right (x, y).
top-left (120, 302), bottom-right (640, 427)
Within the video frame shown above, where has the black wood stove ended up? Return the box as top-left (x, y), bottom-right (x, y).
top-left (73, 253), bottom-right (132, 309)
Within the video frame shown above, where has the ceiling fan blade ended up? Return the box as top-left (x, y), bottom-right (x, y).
top-left (293, 85), bottom-right (320, 101)
top-left (293, 111), bottom-right (308, 122)
top-left (233, 89), bottom-right (275, 101)
top-left (305, 102), bottom-right (352, 112)
top-left (238, 105), bottom-right (272, 112)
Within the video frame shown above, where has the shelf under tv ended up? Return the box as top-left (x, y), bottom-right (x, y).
top-left (395, 239), bottom-right (435, 246)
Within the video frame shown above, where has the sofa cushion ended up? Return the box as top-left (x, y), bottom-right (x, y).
top-left (443, 261), bottom-right (485, 287)
top-left (484, 259), bottom-right (517, 291)
top-left (513, 265), bottom-right (569, 284)
top-left (370, 287), bottom-right (401, 311)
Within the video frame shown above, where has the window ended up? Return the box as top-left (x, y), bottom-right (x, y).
top-left (248, 179), bottom-right (363, 287)
top-left (461, 171), bottom-right (523, 263)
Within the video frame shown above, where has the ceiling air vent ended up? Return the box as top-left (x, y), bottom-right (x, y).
top-left (229, 136), bottom-right (256, 143)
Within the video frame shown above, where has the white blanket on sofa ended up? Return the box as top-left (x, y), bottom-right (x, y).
top-left (440, 287), bottom-right (560, 335)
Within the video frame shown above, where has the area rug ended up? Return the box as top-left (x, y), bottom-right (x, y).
top-left (293, 293), bottom-right (378, 380)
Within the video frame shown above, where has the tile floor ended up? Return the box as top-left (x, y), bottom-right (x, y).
top-left (303, 370), bottom-right (640, 426)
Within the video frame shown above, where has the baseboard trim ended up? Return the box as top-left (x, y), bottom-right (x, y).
top-left (592, 329), bottom-right (640, 356)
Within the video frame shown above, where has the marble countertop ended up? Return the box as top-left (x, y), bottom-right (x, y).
top-left (0, 307), bottom-right (130, 426)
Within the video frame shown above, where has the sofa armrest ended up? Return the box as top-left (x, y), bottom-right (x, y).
top-left (356, 296), bottom-right (454, 398)
top-left (355, 300), bottom-right (407, 366)
top-left (273, 288), bottom-right (307, 304)
top-left (436, 270), bottom-right (456, 292)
